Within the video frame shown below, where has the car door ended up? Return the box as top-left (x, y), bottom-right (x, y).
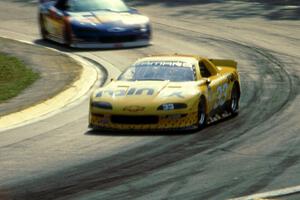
top-left (43, 2), bottom-right (66, 40)
top-left (199, 60), bottom-right (229, 113)
top-left (212, 74), bottom-right (230, 110)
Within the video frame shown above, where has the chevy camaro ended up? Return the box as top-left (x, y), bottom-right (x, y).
top-left (89, 55), bottom-right (241, 131)
top-left (38, 0), bottom-right (151, 48)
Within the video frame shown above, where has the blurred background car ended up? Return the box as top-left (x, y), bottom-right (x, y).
top-left (38, 0), bottom-right (152, 48)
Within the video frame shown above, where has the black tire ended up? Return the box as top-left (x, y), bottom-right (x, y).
top-left (197, 97), bottom-right (208, 130)
top-left (39, 15), bottom-right (48, 40)
top-left (63, 23), bottom-right (72, 47)
top-left (227, 83), bottom-right (240, 116)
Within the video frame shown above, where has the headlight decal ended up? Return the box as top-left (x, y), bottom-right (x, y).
top-left (91, 102), bottom-right (113, 110)
top-left (157, 103), bottom-right (188, 111)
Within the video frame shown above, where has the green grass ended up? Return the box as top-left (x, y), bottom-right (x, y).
top-left (0, 53), bottom-right (39, 103)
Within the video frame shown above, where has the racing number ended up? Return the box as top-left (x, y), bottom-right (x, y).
top-left (213, 83), bottom-right (228, 109)
top-left (44, 17), bottom-right (56, 34)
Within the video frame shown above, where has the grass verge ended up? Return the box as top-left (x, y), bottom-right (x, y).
top-left (0, 53), bottom-right (39, 103)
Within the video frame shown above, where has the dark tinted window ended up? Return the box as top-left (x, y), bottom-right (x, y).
top-left (199, 61), bottom-right (211, 78)
top-left (66, 0), bottom-right (129, 12)
top-left (118, 61), bottom-right (195, 82)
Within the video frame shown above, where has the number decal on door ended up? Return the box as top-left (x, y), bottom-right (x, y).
top-left (213, 83), bottom-right (228, 109)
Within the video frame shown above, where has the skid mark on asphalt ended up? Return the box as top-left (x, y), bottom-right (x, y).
top-left (1, 1), bottom-right (300, 200)
top-left (8, 33), bottom-right (298, 200)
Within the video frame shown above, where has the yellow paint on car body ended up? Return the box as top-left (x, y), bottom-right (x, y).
top-left (89, 54), bottom-right (241, 130)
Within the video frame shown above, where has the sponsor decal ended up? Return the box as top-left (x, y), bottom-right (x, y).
top-left (96, 88), bottom-right (185, 98)
top-left (136, 61), bottom-right (193, 68)
top-left (214, 83), bottom-right (229, 109)
top-left (96, 88), bottom-right (155, 97)
top-left (123, 106), bottom-right (146, 112)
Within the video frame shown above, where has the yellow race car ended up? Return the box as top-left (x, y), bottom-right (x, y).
top-left (89, 54), bottom-right (240, 131)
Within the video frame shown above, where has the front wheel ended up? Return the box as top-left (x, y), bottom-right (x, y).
top-left (197, 98), bottom-right (207, 130)
top-left (63, 21), bottom-right (73, 47)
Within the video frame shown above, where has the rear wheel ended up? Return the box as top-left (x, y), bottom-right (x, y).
top-left (227, 83), bottom-right (240, 116)
top-left (39, 14), bottom-right (48, 40)
top-left (197, 97), bottom-right (207, 130)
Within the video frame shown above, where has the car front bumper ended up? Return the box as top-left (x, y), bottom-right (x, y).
top-left (89, 112), bottom-right (198, 131)
top-left (70, 25), bottom-right (152, 49)
top-left (70, 39), bottom-right (150, 49)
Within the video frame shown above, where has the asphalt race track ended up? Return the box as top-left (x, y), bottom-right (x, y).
top-left (0, 0), bottom-right (300, 199)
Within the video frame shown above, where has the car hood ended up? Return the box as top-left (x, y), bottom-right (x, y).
top-left (92, 81), bottom-right (203, 107)
top-left (69, 11), bottom-right (149, 26)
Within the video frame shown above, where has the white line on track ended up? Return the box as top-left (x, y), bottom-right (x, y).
top-left (229, 185), bottom-right (300, 200)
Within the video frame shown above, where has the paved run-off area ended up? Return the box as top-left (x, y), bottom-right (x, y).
top-left (0, 0), bottom-right (299, 200)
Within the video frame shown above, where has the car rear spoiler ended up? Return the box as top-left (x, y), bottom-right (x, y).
top-left (209, 59), bottom-right (237, 69)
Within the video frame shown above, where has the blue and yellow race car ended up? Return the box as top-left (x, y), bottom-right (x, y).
top-left (38, 0), bottom-right (152, 48)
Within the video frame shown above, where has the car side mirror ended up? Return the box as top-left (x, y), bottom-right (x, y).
top-left (206, 79), bottom-right (211, 85)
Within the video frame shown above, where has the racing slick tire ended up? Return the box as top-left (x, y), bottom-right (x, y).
top-left (63, 30), bottom-right (71, 47)
top-left (227, 82), bottom-right (240, 116)
top-left (197, 97), bottom-right (208, 130)
top-left (63, 20), bottom-right (72, 47)
top-left (39, 15), bottom-right (48, 40)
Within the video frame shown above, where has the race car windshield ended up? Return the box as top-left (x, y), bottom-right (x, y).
top-left (118, 61), bottom-right (195, 82)
top-left (66, 0), bottom-right (129, 12)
